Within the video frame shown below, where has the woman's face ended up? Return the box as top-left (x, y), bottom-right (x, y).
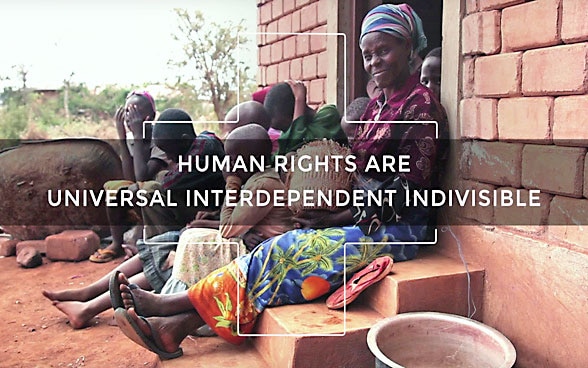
top-left (360, 32), bottom-right (411, 91)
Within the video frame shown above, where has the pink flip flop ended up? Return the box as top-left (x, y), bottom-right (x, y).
top-left (326, 256), bottom-right (394, 309)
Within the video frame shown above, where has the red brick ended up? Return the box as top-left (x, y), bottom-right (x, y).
top-left (16, 240), bottom-right (46, 255)
top-left (498, 97), bottom-right (553, 142)
top-left (278, 13), bottom-right (292, 36)
top-left (466, 0), bottom-right (479, 14)
top-left (562, 0), bottom-right (588, 43)
top-left (45, 230), bottom-right (100, 262)
top-left (458, 180), bottom-right (496, 224)
top-left (502, 0), bottom-right (560, 52)
top-left (291, 9), bottom-right (301, 33)
top-left (295, 0), bottom-right (312, 8)
top-left (257, 24), bottom-right (266, 46)
top-left (309, 78), bottom-right (325, 104)
top-left (462, 11), bottom-right (501, 55)
top-left (266, 20), bottom-right (278, 43)
top-left (272, 0), bottom-right (283, 19)
top-left (259, 2), bottom-right (272, 25)
top-left (283, 36), bottom-right (296, 59)
top-left (0, 238), bottom-right (17, 257)
top-left (459, 141), bottom-right (472, 179)
top-left (462, 57), bottom-right (475, 98)
top-left (257, 66), bottom-right (267, 86)
top-left (467, 141), bottom-right (523, 186)
top-left (548, 196), bottom-right (588, 249)
top-left (553, 96), bottom-right (588, 145)
top-left (474, 52), bottom-right (521, 97)
top-left (283, 0), bottom-right (296, 14)
top-left (585, 152), bottom-right (588, 198)
top-left (493, 187), bottom-right (551, 227)
top-left (302, 54), bottom-right (317, 79)
top-left (522, 145), bottom-right (586, 197)
top-left (290, 57), bottom-right (303, 80)
top-left (260, 45), bottom-right (271, 65)
top-left (317, 0), bottom-right (328, 24)
top-left (296, 34), bottom-right (310, 57)
top-left (460, 98), bottom-right (498, 140)
top-left (310, 26), bottom-right (327, 53)
top-left (479, 0), bottom-right (524, 11)
top-left (317, 51), bottom-right (328, 78)
top-left (300, 2), bottom-right (318, 31)
top-left (271, 40), bottom-right (283, 63)
top-left (266, 64), bottom-right (278, 84)
top-left (522, 44), bottom-right (588, 96)
top-left (278, 60), bottom-right (290, 81)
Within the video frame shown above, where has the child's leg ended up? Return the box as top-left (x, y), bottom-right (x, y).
top-left (52, 272), bottom-right (151, 329)
top-left (42, 254), bottom-right (144, 302)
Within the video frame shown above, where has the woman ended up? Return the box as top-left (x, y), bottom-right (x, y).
top-left (110, 4), bottom-right (448, 359)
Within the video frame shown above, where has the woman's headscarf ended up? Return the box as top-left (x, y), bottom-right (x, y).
top-left (360, 3), bottom-right (427, 56)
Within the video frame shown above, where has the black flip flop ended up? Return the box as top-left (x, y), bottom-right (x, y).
top-left (109, 271), bottom-right (124, 310)
top-left (114, 308), bottom-right (183, 360)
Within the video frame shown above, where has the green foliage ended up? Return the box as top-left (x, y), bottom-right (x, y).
top-left (0, 99), bottom-right (28, 140)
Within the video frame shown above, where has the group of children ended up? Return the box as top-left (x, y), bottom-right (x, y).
top-left (42, 46), bottom-right (443, 331)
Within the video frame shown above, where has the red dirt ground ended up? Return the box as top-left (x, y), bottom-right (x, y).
top-left (0, 255), bottom-right (159, 368)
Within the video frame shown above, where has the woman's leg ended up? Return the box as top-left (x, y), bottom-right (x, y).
top-left (42, 255), bottom-right (144, 302)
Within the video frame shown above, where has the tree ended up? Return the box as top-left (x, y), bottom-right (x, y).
top-left (169, 9), bottom-right (255, 121)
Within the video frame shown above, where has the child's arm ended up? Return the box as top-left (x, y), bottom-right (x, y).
top-left (220, 175), bottom-right (276, 239)
top-left (286, 80), bottom-right (307, 122)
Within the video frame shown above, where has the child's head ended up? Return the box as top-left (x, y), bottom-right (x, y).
top-left (420, 47), bottom-right (442, 100)
top-left (125, 91), bottom-right (156, 122)
top-left (152, 108), bottom-right (196, 163)
top-left (223, 101), bottom-right (271, 137)
top-left (263, 83), bottom-right (295, 132)
top-left (224, 124), bottom-right (272, 182)
top-left (341, 97), bottom-right (370, 141)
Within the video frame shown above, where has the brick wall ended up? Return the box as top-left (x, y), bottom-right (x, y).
top-left (257, 0), bottom-right (330, 109)
top-left (460, 0), bottom-right (588, 250)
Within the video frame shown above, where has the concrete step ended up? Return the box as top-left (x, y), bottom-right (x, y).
top-left (358, 248), bottom-right (485, 318)
top-left (155, 337), bottom-right (269, 368)
top-left (253, 301), bottom-right (383, 368)
top-left (157, 250), bottom-right (484, 368)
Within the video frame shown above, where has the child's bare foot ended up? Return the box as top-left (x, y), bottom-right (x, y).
top-left (52, 301), bottom-right (95, 329)
top-left (42, 288), bottom-right (91, 302)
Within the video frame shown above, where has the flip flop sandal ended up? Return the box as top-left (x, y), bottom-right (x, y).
top-left (89, 248), bottom-right (119, 263)
top-left (109, 271), bottom-right (124, 310)
top-left (326, 256), bottom-right (394, 310)
top-left (114, 308), bottom-right (183, 360)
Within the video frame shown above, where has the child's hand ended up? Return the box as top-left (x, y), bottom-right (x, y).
top-left (114, 106), bottom-right (125, 128)
top-left (286, 80), bottom-right (307, 102)
top-left (126, 104), bottom-right (151, 138)
top-left (242, 231), bottom-right (267, 251)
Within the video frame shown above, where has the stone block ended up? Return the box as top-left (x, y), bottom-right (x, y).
top-left (45, 230), bottom-right (100, 262)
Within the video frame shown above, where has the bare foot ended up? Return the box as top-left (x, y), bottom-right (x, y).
top-left (42, 288), bottom-right (91, 302)
top-left (52, 301), bottom-right (94, 329)
top-left (118, 273), bottom-right (165, 316)
top-left (127, 308), bottom-right (183, 354)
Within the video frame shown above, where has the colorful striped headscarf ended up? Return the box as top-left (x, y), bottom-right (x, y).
top-left (360, 4), bottom-right (427, 55)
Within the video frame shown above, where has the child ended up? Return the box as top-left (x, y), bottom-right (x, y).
top-left (340, 97), bottom-right (371, 142)
top-left (42, 109), bottom-right (225, 329)
top-left (420, 47), bottom-right (442, 101)
top-left (153, 123), bottom-right (294, 295)
top-left (264, 81), bottom-right (347, 155)
top-left (221, 101), bottom-right (271, 138)
top-left (90, 91), bottom-right (168, 263)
